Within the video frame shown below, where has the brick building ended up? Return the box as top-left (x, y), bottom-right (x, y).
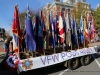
top-left (43, 0), bottom-right (91, 19)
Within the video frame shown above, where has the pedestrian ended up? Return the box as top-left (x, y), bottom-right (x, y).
top-left (98, 33), bottom-right (100, 42)
top-left (3, 37), bottom-right (12, 58)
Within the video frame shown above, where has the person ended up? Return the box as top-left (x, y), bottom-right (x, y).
top-left (3, 37), bottom-right (12, 58)
top-left (98, 33), bottom-right (100, 42)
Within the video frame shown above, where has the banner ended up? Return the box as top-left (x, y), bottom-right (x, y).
top-left (18, 47), bottom-right (96, 72)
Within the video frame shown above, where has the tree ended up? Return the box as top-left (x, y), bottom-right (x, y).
top-left (72, 2), bottom-right (90, 27)
top-left (93, 7), bottom-right (100, 28)
top-left (19, 10), bottom-right (36, 32)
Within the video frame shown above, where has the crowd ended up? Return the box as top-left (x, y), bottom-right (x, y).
top-left (96, 33), bottom-right (100, 42)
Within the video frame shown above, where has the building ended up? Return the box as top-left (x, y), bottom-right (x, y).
top-left (43, 0), bottom-right (91, 19)
top-left (96, 4), bottom-right (100, 9)
top-left (0, 27), bottom-right (6, 39)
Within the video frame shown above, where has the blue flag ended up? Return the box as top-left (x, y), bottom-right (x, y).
top-left (80, 15), bottom-right (84, 44)
top-left (35, 14), bottom-right (44, 52)
top-left (25, 9), bottom-right (36, 52)
top-left (55, 14), bottom-right (59, 45)
top-left (50, 12), bottom-right (56, 48)
top-left (73, 17), bottom-right (78, 45)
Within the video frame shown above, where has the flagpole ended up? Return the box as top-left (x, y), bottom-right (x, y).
top-left (15, 4), bottom-right (21, 74)
top-left (16, 4), bottom-right (20, 59)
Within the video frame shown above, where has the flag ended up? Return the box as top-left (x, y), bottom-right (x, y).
top-left (84, 18), bottom-right (89, 41)
top-left (12, 5), bottom-right (21, 52)
top-left (41, 11), bottom-right (46, 49)
top-left (32, 16), bottom-right (36, 30)
top-left (80, 15), bottom-right (84, 44)
top-left (55, 14), bottom-right (59, 45)
top-left (41, 11), bottom-right (46, 37)
top-left (25, 7), bottom-right (36, 52)
top-left (65, 10), bottom-right (71, 47)
top-left (45, 14), bottom-right (50, 48)
top-left (73, 17), bottom-right (78, 45)
top-left (91, 17), bottom-right (96, 39)
top-left (35, 14), bottom-right (43, 52)
top-left (58, 11), bottom-right (65, 44)
top-left (50, 12), bottom-right (56, 48)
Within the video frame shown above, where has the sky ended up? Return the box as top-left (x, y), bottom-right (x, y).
top-left (0, 0), bottom-right (99, 35)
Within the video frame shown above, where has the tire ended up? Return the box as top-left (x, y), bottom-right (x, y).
top-left (68, 58), bottom-right (79, 70)
top-left (80, 55), bottom-right (90, 66)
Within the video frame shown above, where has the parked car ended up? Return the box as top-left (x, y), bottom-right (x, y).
top-left (0, 38), bottom-right (4, 42)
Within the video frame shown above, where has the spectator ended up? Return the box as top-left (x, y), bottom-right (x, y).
top-left (98, 33), bottom-right (100, 42)
top-left (3, 37), bottom-right (12, 58)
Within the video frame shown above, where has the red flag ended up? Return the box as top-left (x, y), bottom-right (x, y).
top-left (12, 5), bottom-right (21, 52)
top-left (91, 17), bottom-right (96, 39)
top-left (58, 12), bottom-right (65, 44)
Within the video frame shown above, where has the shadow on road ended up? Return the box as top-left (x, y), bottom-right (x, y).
top-left (0, 54), bottom-right (5, 59)
top-left (20, 64), bottom-right (67, 75)
top-left (0, 63), bottom-right (67, 75)
top-left (0, 53), bottom-right (100, 75)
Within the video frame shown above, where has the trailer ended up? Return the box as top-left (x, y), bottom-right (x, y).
top-left (12, 43), bottom-right (99, 74)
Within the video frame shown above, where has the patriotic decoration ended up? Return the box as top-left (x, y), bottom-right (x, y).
top-left (12, 5), bottom-right (21, 52)
top-left (22, 59), bottom-right (33, 70)
top-left (55, 14), bottom-right (59, 45)
top-left (25, 6), bottom-right (36, 51)
top-left (91, 17), bottom-right (96, 39)
top-left (4, 53), bottom-right (19, 70)
top-left (84, 18), bottom-right (89, 41)
top-left (45, 14), bottom-right (50, 48)
top-left (6, 4), bottom-right (98, 72)
top-left (80, 15), bottom-right (84, 44)
top-left (58, 11), bottom-right (65, 44)
top-left (73, 17), bottom-right (78, 46)
top-left (35, 13), bottom-right (44, 52)
top-left (65, 10), bottom-right (71, 47)
top-left (10, 5), bottom-right (96, 50)
top-left (41, 11), bottom-right (46, 49)
top-left (50, 12), bottom-right (56, 48)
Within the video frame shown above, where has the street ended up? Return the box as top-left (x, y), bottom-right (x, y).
top-left (0, 53), bottom-right (100, 75)
top-left (0, 42), bottom-right (5, 54)
top-left (0, 42), bottom-right (100, 75)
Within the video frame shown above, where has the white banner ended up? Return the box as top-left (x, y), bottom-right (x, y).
top-left (18, 47), bottom-right (96, 72)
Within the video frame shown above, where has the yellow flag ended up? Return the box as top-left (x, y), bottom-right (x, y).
top-left (83, 18), bottom-right (89, 46)
top-left (45, 14), bottom-right (50, 48)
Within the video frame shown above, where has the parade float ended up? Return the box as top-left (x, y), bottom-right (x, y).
top-left (3, 4), bottom-right (100, 74)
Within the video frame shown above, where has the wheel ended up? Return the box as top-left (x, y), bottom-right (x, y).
top-left (64, 61), bottom-right (68, 68)
top-left (68, 58), bottom-right (79, 70)
top-left (80, 55), bottom-right (90, 66)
